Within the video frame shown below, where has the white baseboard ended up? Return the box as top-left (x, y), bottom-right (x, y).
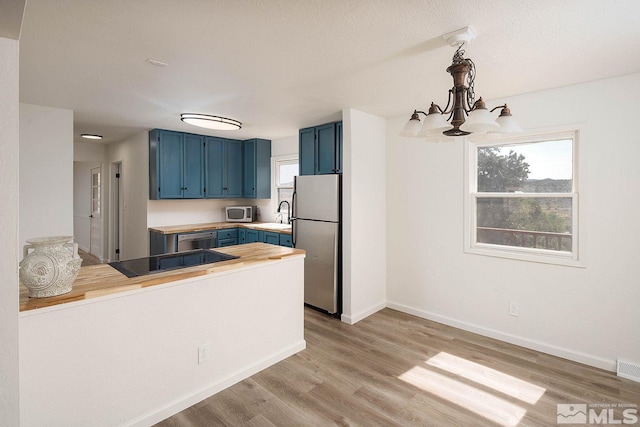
top-left (386, 301), bottom-right (616, 372)
top-left (341, 301), bottom-right (386, 325)
top-left (127, 340), bottom-right (306, 427)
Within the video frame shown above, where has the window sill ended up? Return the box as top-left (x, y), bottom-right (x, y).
top-left (465, 244), bottom-right (585, 268)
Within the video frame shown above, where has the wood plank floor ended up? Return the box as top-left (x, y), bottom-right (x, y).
top-left (78, 249), bottom-right (101, 266)
top-left (156, 308), bottom-right (640, 426)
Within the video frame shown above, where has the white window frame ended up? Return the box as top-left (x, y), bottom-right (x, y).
top-left (271, 155), bottom-right (298, 221)
top-left (464, 126), bottom-right (583, 267)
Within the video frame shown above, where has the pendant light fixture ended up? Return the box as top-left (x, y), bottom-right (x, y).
top-left (180, 113), bottom-right (242, 131)
top-left (400, 27), bottom-right (522, 142)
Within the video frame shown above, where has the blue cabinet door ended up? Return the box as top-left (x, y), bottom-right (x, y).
top-left (279, 233), bottom-right (292, 247)
top-left (238, 228), bottom-right (246, 244)
top-left (205, 138), bottom-right (242, 198)
top-left (205, 137), bottom-right (225, 198)
top-left (299, 127), bottom-right (315, 176)
top-left (315, 123), bottom-right (336, 174)
top-left (158, 130), bottom-right (184, 199)
top-left (243, 138), bottom-right (272, 198)
top-left (225, 139), bottom-right (243, 198)
top-left (243, 139), bottom-right (256, 198)
top-left (245, 229), bottom-right (260, 243)
top-left (263, 231), bottom-right (280, 245)
top-left (183, 133), bottom-right (205, 198)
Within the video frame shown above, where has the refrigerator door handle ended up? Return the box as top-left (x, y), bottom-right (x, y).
top-left (291, 189), bottom-right (298, 248)
top-left (291, 190), bottom-right (297, 247)
top-left (291, 189), bottom-right (297, 219)
top-left (291, 218), bottom-right (296, 248)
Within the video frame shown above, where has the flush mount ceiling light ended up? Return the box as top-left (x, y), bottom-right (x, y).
top-left (400, 27), bottom-right (522, 142)
top-left (81, 134), bottom-right (103, 140)
top-left (180, 113), bottom-right (242, 131)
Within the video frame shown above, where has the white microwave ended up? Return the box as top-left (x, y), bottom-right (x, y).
top-left (225, 206), bottom-right (257, 222)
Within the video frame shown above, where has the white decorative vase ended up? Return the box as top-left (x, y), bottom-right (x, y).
top-left (19, 236), bottom-right (83, 298)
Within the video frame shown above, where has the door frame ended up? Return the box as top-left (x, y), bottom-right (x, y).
top-left (109, 161), bottom-right (124, 261)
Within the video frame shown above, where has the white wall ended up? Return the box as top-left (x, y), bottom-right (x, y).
top-left (342, 109), bottom-right (387, 324)
top-left (107, 131), bottom-right (149, 259)
top-left (386, 73), bottom-right (640, 370)
top-left (19, 103), bottom-right (74, 249)
top-left (0, 35), bottom-right (21, 427)
top-left (20, 257), bottom-right (305, 427)
top-left (148, 198), bottom-right (250, 226)
top-left (271, 134), bottom-right (298, 157)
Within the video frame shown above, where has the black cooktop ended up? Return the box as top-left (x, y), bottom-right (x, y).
top-left (109, 249), bottom-right (239, 278)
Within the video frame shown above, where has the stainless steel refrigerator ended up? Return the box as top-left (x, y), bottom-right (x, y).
top-left (292, 174), bottom-right (341, 315)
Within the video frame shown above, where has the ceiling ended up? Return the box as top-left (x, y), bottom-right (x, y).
top-left (18, 0), bottom-right (640, 145)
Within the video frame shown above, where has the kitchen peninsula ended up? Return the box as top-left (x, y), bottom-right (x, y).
top-left (19, 243), bottom-right (305, 426)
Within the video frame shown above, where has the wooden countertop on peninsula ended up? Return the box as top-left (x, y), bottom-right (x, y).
top-left (148, 222), bottom-right (292, 235)
top-left (20, 243), bottom-right (304, 312)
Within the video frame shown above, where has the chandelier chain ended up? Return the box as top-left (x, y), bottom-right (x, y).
top-left (466, 57), bottom-right (476, 108)
top-left (452, 44), bottom-right (476, 109)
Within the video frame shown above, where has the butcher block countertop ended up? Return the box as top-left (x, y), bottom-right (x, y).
top-left (19, 243), bottom-right (304, 312)
top-left (148, 221), bottom-right (292, 235)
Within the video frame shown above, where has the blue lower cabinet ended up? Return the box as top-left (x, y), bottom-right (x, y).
top-left (239, 228), bottom-right (292, 247)
top-left (245, 229), bottom-right (260, 243)
top-left (217, 238), bottom-right (238, 247)
top-left (263, 231), bottom-right (280, 245)
top-left (279, 233), bottom-right (292, 247)
top-left (216, 228), bottom-right (238, 247)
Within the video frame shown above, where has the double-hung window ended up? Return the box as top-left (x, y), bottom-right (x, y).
top-left (272, 156), bottom-right (298, 220)
top-left (465, 129), bottom-right (580, 266)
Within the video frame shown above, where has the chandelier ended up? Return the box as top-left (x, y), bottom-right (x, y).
top-left (400, 27), bottom-right (521, 142)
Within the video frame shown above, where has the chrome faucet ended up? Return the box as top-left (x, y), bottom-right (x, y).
top-left (277, 200), bottom-right (291, 224)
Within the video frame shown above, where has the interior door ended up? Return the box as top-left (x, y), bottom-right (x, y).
top-left (89, 166), bottom-right (102, 258)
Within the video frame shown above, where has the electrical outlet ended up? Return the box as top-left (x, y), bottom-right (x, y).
top-left (509, 302), bottom-right (520, 317)
top-left (198, 343), bottom-right (212, 364)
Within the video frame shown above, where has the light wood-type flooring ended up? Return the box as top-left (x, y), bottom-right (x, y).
top-left (78, 249), bottom-right (101, 266)
top-left (156, 307), bottom-right (640, 426)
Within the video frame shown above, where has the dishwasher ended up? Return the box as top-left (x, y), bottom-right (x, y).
top-left (177, 231), bottom-right (217, 252)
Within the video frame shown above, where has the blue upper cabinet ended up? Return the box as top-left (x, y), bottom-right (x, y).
top-left (183, 134), bottom-right (205, 198)
top-left (315, 123), bottom-right (336, 174)
top-left (226, 139), bottom-right (243, 198)
top-left (149, 129), bottom-right (205, 199)
top-left (243, 138), bottom-right (271, 199)
top-left (205, 137), bottom-right (242, 198)
top-left (299, 127), bottom-right (315, 176)
top-left (151, 129), bottom-right (270, 200)
top-left (205, 137), bottom-right (224, 198)
top-left (298, 121), bottom-right (343, 175)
